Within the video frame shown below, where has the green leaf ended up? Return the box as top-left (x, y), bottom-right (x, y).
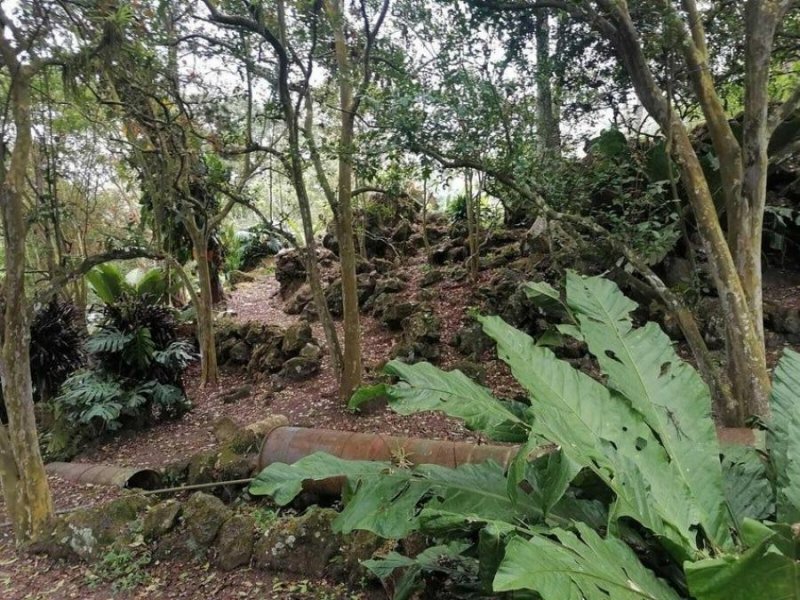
top-left (522, 280), bottom-right (572, 319)
top-left (347, 383), bottom-right (389, 412)
top-left (686, 525), bottom-right (800, 600)
top-left (565, 272), bottom-right (732, 550)
top-left (122, 327), bottom-right (155, 370)
top-left (134, 268), bottom-right (168, 304)
top-left (250, 453), bottom-right (532, 539)
top-left (86, 264), bottom-right (131, 304)
top-left (768, 348), bottom-right (800, 522)
top-left (721, 446), bottom-right (774, 526)
top-left (363, 542), bottom-right (475, 600)
top-left (494, 524), bottom-right (682, 600)
top-left (382, 360), bottom-right (530, 442)
top-left (86, 328), bottom-right (132, 354)
top-left (479, 314), bottom-right (700, 557)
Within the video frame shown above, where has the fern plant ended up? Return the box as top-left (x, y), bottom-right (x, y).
top-left (250, 272), bottom-right (800, 600)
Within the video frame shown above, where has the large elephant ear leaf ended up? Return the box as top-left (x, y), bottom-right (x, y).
top-left (494, 524), bottom-right (682, 600)
top-left (377, 360), bottom-right (531, 442)
top-left (565, 271), bottom-right (733, 550)
top-left (768, 348), bottom-right (800, 522)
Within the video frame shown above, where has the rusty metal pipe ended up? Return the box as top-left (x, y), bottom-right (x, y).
top-left (258, 427), bottom-right (519, 471)
top-left (45, 462), bottom-right (163, 490)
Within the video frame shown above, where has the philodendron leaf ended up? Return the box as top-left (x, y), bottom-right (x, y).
top-left (494, 524), bottom-right (682, 600)
top-left (565, 272), bottom-right (732, 550)
top-left (363, 542), bottom-right (476, 600)
top-left (686, 520), bottom-right (800, 600)
top-left (479, 314), bottom-right (700, 558)
top-left (380, 360), bottom-right (531, 442)
top-left (768, 348), bottom-right (800, 522)
top-left (721, 446), bottom-right (774, 526)
top-left (250, 453), bottom-right (528, 539)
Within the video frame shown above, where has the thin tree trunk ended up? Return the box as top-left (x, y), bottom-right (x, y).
top-left (534, 9), bottom-right (561, 155)
top-left (422, 178), bottom-right (432, 262)
top-left (0, 66), bottom-right (54, 542)
top-left (190, 232), bottom-right (219, 386)
top-left (327, 0), bottom-right (362, 400)
top-left (465, 170), bottom-right (479, 282)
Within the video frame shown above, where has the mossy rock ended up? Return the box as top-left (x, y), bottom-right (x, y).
top-left (162, 458), bottom-right (190, 486)
top-left (278, 356), bottom-right (321, 381)
top-left (253, 507), bottom-right (342, 577)
top-left (451, 360), bottom-right (487, 385)
top-left (213, 514), bottom-right (256, 571)
top-left (143, 500), bottom-right (182, 541)
top-left (281, 320), bottom-right (313, 355)
top-left (214, 447), bottom-right (254, 480)
top-left (187, 450), bottom-right (217, 485)
top-left (183, 492), bottom-right (232, 547)
top-left (30, 495), bottom-right (150, 561)
top-left (328, 530), bottom-right (396, 585)
top-left (224, 428), bottom-right (260, 454)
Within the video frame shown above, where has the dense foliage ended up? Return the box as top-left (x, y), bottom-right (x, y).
top-left (46, 266), bottom-right (194, 456)
top-left (251, 274), bottom-right (800, 599)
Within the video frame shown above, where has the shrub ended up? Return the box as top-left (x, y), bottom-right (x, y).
top-left (250, 272), bottom-right (800, 599)
top-left (0, 299), bottom-right (85, 423)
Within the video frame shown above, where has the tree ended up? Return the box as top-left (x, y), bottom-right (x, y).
top-left (0, 8), bottom-right (55, 542)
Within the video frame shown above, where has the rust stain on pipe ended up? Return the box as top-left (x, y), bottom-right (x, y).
top-left (46, 462), bottom-right (162, 490)
top-left (259, 426), bottom-right (519, 472)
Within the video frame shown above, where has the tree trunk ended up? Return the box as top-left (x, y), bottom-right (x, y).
top-left (191, 233), bottom-right (219, 386)
top-left (465, 170), bottom-right (480, 282)
top-left (0, 67), bottom-right (54, 542)
top-left (329, 0), bottom-right (363, 401)
top-left (422, 178), bottom-right (432, 263)
top-left (599, 4), bottom-right (771, 422)
top-left (534, 9), bottom-right (561, 155)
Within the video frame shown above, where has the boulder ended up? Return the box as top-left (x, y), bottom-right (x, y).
top-left (325, 278), bottom-right (344, 317)
top-left (187, 451), bottom-right (217, 485)
top-left (229, 270), bottom-right (255, 285)
top-left (275, 249), bottom-right (307, 298)
top-left (452, 322), bottom-right (493, 360)
top-left (373, 294), bottom-right (419, 330)
top-left (391, 309), bottom-right (441, 364)
top-left (213, 515), bottom-right (256, 571)
top-left (253, 508), bottom-right (342, 577)
top-left (420, 269), bottom-right (444, 288)
top-left (285, 284), bottom-right (313, 315)
top-left (299, 343), bottom-right (322, 361)
top-left (30, 495), bottom-right (150, 561)
top-left (391, 220), bottom-right (413, 242)
top-left (183, 493), bottom-right (232, 547)
top-left (211, 416), bottom-right (240, 443)
top-left (281, 321), bottom-right (313, 355)
top-left (375, 276), bottom-right (406, 296)
top-left (143, 500), bottom-right (182, 541)
top-left (279, 356), bottom-right (321, 381)
top-left (451, 360), bottom-right (487, 384)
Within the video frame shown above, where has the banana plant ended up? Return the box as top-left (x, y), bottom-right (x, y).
top-left (250, 272), bottom-right (800, 600)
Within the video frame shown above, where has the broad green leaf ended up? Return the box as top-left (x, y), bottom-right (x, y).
top-left (123, 327), bottom-right (155, 370)
top-left (721, 446), bottom-right (774, 526)
top-left (251, 454), bottom-right (529, 539)
top-left (86, 328), bottom-right (132, 354)
top-left (363, 542), bottom-right (475, 600)
top-left (383, 360), bottom-right (530, 442)
top-left (522, 280), bottom-right (572, 319)
top-left (768, 349), bottom-right (800, 522)
top-left (479, 314), bottom-right (699, 557)
top-left (565, 272), bottom-right (732, 550)
top-left (249, 452), bottom-right (389, 505)
top-left (347, 383), bottom-right (389, 411)
top-left (134, 268), bottom-right (168, 303)
top-left (686, 525), bottom-right (800, 600)
top-left (494, 524), bottom-right (682, 600)
top-left (86, 264), bottom-right (131, 304)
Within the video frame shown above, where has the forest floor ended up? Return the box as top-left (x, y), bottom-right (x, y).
top-left (1, 258), bottom-right (799, 599)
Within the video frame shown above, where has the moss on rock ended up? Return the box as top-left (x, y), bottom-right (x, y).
top-left (183, 492), bottom-right (232, 547)
top-left (143, 500), bottom-right (182, 541)
top-left (213, 514), bottom-right (256, 571)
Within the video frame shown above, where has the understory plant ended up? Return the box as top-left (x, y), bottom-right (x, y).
top-left (249, 272), bottom-right (800, 599)
top-left (48, 266), bottom-right (194, 455)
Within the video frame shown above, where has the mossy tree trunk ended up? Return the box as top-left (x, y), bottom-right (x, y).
top-left (0, 56), bottom-right (54, 543)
